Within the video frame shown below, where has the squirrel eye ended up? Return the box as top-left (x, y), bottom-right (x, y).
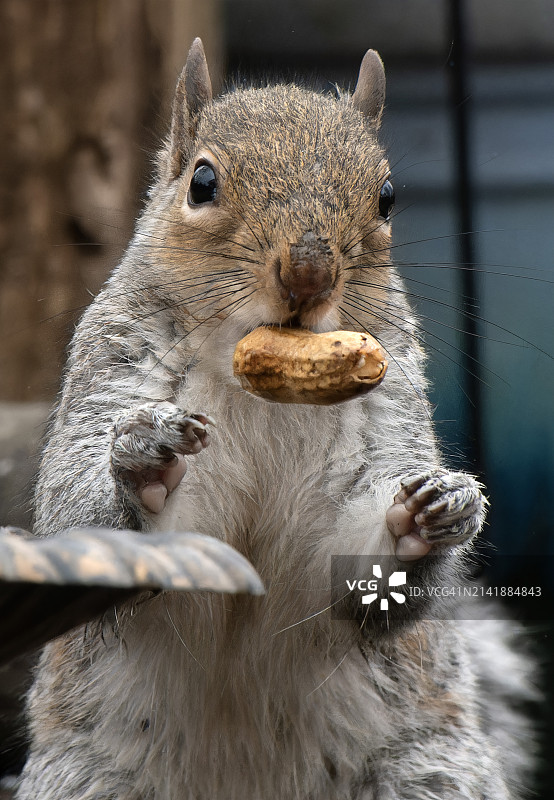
top-left (378, 179), bottom-right (395, 220)
top-left (188, 164), bottom-right (217, 205)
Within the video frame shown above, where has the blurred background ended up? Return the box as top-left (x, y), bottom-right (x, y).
top-left (0, 0), bottom-right (553, 795)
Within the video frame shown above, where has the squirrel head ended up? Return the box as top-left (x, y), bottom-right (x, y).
top-left (150, 40), bottom-right (395, 333)
top-left (164, 39), bottom-right (386, 180)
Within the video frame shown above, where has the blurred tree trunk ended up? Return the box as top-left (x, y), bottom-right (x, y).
top-left (0, 0), bottom-right (223, 402)
top-left (0, 3), bottom-right (223, 784)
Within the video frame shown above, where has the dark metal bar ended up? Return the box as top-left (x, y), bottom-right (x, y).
top-left (447, 0), bottom-right (482, 468)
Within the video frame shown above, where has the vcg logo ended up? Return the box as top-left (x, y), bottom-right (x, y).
top-left (346, 565), bottom-right (407, 611)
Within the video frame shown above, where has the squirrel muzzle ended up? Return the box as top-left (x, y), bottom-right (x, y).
top-left (277, 232), bottom-right (336, 313)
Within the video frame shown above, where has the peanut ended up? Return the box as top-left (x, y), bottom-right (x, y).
top-left (233, 327), bottom-right (387, 405)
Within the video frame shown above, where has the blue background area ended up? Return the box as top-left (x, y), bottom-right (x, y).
top-left (382, 64), bottom-right (554, 560)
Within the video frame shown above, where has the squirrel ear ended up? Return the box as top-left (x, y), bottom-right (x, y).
top-left (351, 49), bottom-right (386, 128)
top-left (168, 38), bottom-right (213, 179)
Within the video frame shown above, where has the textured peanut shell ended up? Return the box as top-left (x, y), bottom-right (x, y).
top-left (233, 327), bottom-right (388, 405)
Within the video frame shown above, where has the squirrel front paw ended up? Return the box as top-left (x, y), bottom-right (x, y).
top-left (386, 470), bottom-right (487, 562)
top-left (112, 402), bottom-right (214, 513)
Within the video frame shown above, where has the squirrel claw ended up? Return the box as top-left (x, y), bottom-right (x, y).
top-left (193, 413), bottom-right (216, 427)
top-left (111, 403), bottom-right (214, 513)
top-left (387, 470), bottom-right (487, 562)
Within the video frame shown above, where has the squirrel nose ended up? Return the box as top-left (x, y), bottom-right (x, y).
top-left (278, 233), bottom-right (335, 312)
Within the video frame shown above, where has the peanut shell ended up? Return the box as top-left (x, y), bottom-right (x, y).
top-left (233, 327), bottom-right (388, 405)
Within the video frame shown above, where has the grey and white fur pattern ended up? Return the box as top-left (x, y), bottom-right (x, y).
top-left (17, 40), bottom-right (536, 800)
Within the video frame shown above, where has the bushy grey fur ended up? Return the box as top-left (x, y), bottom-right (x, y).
top-left (17, 41), bottom-right (536, 800)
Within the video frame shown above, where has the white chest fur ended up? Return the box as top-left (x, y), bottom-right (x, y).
top-left (154, 363), bottom-right (370, 544)
top-left (115, 356), bottom-right (400, 798)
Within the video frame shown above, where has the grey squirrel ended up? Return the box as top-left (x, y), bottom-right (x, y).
top-left (17, 39), bottom-right (534, 800)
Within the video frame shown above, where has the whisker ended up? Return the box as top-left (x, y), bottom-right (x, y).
top-left (53, 242), bottom-right (106, 248)
top-left (346, 277), bottom-right (552, 360)
top-left (129, 240), bottom-right (261, 266)
top-left (169, 272), bottom-right (255, 297)
top-left (208, 150), bottom-right (269, 251)
top-left (54, 208), bottom-right (128, 234)
top-left (347, 228), bottom-right (505, 262)
top-left (65, 212), bottom-right (261, 264)
top-left (305, 650), bottom-right (349, 698)
top-left (342, 291), bottom-right (505, 388)
top-left (173, 281), bottom-right (256, 320)
top-left (188, 291), bottom-right (257, 362)
top-left (273, 589), bottom-right (353, 636)
top-left (391, 157), bottom-right (446, 179)
top-left (162, 595), bottom-right (205, 671)
top-left (149, 287), bottom-right (259, 377)
top-left (13, 270), bottom-right (253, 343)
top-left (343, 293), bottom-right (463, 372)
top-left (387, 147), bottom-right (420, 173)
top-left (123, 276), bottom-right (257, 326)
top-left (341, 295), bottom-right (483, 411)
top-left (135, 268), bottom-right (251, 292)
top-left (341, 204), bottom-right (414, 257)
top-left (399, 273), bottom-right (473, 301)
top-left (342, 216), bottom-right (386, 256)
top-left (383, 229), bottom-right (504, 254)
top-left (345, 286), bottom-right (522, 350)
top-left (145, 211), bottom-right (257, 253)
top-left (123, 269), bottom-right (251, 299)
top-left (397, 261), bottom-right (554, 285)
top-left (338, 304), bottom-right (434, 418)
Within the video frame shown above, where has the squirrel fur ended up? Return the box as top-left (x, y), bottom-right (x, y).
top-left (16, 40), bottom-right (535, 800)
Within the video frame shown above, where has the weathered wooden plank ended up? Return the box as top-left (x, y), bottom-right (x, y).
top-left (0, 527), bottom-right (263, 664)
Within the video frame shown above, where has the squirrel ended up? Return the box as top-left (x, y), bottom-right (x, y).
top-left (16, 39), bottom-right (535, 800)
